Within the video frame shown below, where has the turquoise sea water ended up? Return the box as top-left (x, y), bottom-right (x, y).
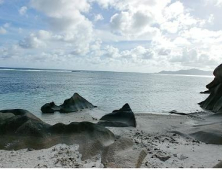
top-left (0, 69), bottom-right (212, 119)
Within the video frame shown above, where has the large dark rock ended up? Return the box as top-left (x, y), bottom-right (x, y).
top-left (60, 93), bottom-right (96, 113)
top-left (199, 64), bottom-right (222, 113)
top-left (0, 109), bottom-right (115, 152)
top-left (41, 93), bottom-right (96, 113)
top-left (214, 161), bottom-right (222, 168)
top-left (0, 110), bottom-right (148, 167)
top-left (98, 103), bottom-right (136, 127)
top-left (41, 102), bottom-right (60, 113)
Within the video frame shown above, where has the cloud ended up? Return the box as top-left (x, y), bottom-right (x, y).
top-left (0, 0), bottom-right (4, 5)
top-left (169, 48), bottom-right (218, 67)
top-left (18, 30), bottom-right (51, 49)
top-left (19, 6), bottom-right (28, 16)
top-left (110, 11), bottom-right (153, 32)
top-left (19, 35), bottom-right (46, 49)
top-left (181, 27), bottom-right (222, 45)
top-left (205, 0), bottom-right (222, 7)
top-left (0, 27), bottom-right (7, 34)
top-left (100, 45), bottom-right (154, 61)
top-left (173, 37), bottom-right (191, 46)
top-left (94, 14), bottom-right (104, 21)
top-left (3, 23), bottom-right (10, 28)
top-left (207, 14), bottom-right (214, 24)
top-left (1, 0), bottom-right (221, 72)
top-left (29, 0), bottom-right (94, 55)
top-left (0, 45), bottom-right (21, 59)
top-left (30, 0), bottom-right (91, 31)
top-left (161, 1), bottom-right (205, 33)
top-left (158, 48), bottom-right (171, 56)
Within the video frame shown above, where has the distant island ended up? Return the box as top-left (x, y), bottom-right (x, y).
top-left (158, 68), bottom-right (213, 76)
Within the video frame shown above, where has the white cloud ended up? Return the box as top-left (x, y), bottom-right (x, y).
top-left (1, 0), bottom-right (220, 72)
top-left (169, 48), bottom-right (218, 67)
top-left (36, 30), bottom-right (52, 40)
top-left (181, 27), bottom-right (222, 44)
top-left (103, 45), bottom-right (120, 59)
top-left (94, 14), bottom-right (104, 21)
top-left (130, 46), bottom-right (154, 59)
top-left (110, 11), bottom-right (159, 40)
top-left (19, 6), bottom-right (28, 16)
top-left (30, 0), bottom-right (92, 31)
top-left (100, 45), bottom-right (154, 61)
top-left (158, 48), bottom-right (171, 56)
top-left (0, 0), bottom-right (4, 5)
top-left (173, 37), bottom-right (191, 46)
top-left (87, 0), bottom-right (170, 41)
top-left (18, 30), bottom-right (52, 49)
top-left (94, 29), bottom-right (124, 42)
top-left (3, 23), bottom-right (10, 28)
top-left (19, 34), bottom-right (46, 49)
top-left (0, 27), bottom-right (7, 34)
top-left (161, 1), bottom-right (205, 33)
top-left (208, 14), bottom-right (214, 24)
top-left (205, 0), bottom-right (222, 7)
top-left (29, 0), bottom-right (94, 55)
top-left (163, 1), bottom-right (184, 20)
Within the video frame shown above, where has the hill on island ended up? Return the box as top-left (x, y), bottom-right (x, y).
top-left (158, 68), bottom-right (213, 76)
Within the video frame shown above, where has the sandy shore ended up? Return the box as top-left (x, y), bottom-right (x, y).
top-left (0, 111), bottom-right (222, 168)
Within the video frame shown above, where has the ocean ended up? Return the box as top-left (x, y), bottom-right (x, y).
top-left (0, 69), bottom-right (212, 120)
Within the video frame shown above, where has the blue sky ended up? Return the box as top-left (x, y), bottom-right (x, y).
top-left (0, 0), bottom-right (222, 72)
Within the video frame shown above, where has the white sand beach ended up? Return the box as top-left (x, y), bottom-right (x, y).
top-left (0, 111), bottom-right (221, 168)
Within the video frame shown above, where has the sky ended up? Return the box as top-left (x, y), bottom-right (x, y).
top-left (0, 0), bottom-right (222, 73)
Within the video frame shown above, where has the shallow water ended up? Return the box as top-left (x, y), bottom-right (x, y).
top-left (0, 70), bottom-right (212, 119)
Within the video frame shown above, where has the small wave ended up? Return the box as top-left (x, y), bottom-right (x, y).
top-left (158, 73), bottom-right (214, 78)
top-left (0, 69), bottom-right (16, 71)
top-left (0, 68), bottom-right (72, 73)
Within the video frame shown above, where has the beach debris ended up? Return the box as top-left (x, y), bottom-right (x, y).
top-left (169, 110), bottom-right (188, 116)
top-left (200, 90), bottom-right (210, 94)
top-left (178, 154), bottom-right (188, 160)
top-left (154, 154), bottom-right (171, 162)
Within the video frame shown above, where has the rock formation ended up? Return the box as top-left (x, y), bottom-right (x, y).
top-left (0, 109), bottom-right (114, 151)
top-left (98, 103), bottom-right (136, 127)
top-left (199, 64), bottom-right (222, 113)
top-left (60, 93), bottom-right (96, 113)
top-left (101, 137), bottom-right (147, 168)
top-left (214, 160), bottom-right (222, 168)
top-left (41, 93), bottom-right (96, 113)
top-left (0, 109), bottom-right (146, 168)
top-left (41, 102), bottom-right (60, 113)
